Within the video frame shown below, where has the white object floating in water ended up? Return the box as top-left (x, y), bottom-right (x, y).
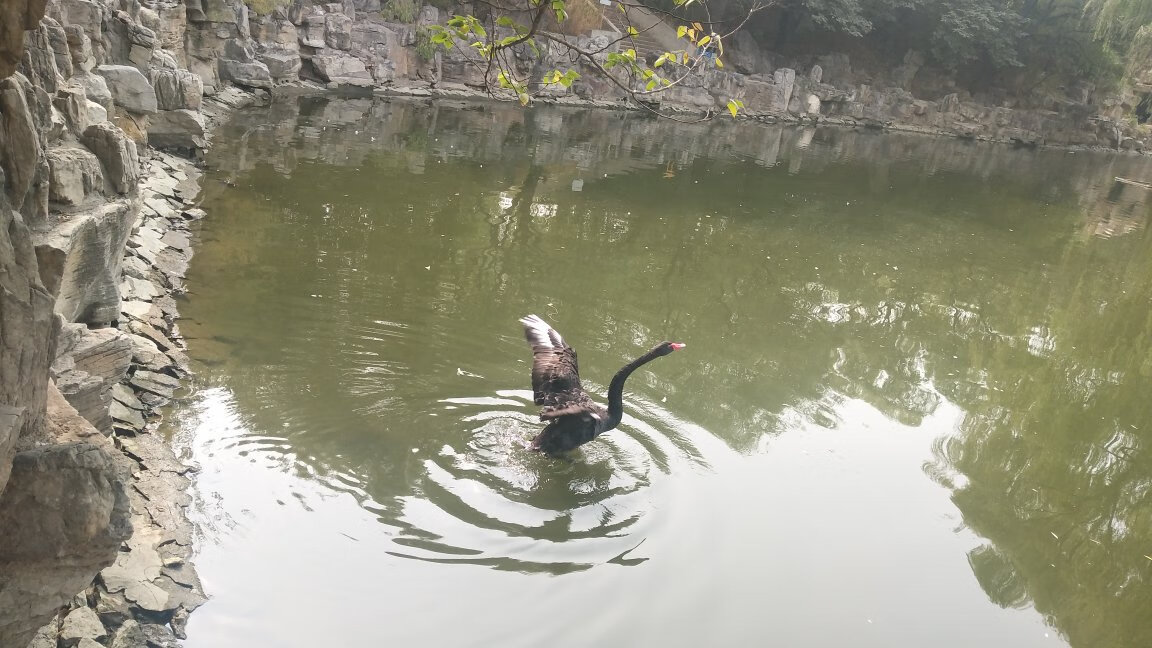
top-left (424, 266), bottom-right (430, 270)
top-left (456, 368), bottom-right (485, 379)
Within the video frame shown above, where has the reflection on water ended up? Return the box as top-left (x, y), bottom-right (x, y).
top-left (175, 96), bottom-right (1152, 647)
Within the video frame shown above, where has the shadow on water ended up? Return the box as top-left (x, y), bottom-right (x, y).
top-left (177, 95), bottom-right (1152, 647)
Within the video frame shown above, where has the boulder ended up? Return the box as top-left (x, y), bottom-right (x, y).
top-left (53, 84), bottom-right (89, 135)
top-left (148, 109), bottom-right (207, 150)
top-left (152, 68), bottom-right (203, 110)
top-left (77, 72), bottom-right (113, 113)
top-left (219, 58), bottom-right (272, 88)
top-left (324, 12), bottom-right (353, 50)
top-left (37, 199), bottom-right (136, 325)
top-left (46, 147), bottom-right (105, 206)
top-left (109, 620), bottom-right (145, 648)
top-left (0, 75), bottom-right (44, 211)
top-left (96, 64), bottom-right (158, 114)
top-left (260, 48), bottom-right (301, 80)
top-left (64, 25), bottom-right (96, 73)
top-left (80, 122), bottom-right (140, 194)
top-left (299, 13), bottom-right (327, 48)
top-left (0, 394), bottom-right (131, 648)
top-left (311, 52), bottom-right (371, 84)
top-left (86, 99), bottom-right (108, 124)
top-left (770, 68), bottom-right (795, 113)
top-left (59, 606), bottom-right (107, 647)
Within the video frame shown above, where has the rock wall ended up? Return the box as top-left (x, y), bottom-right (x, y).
top-left (0, 0), bottom-right (218, 645)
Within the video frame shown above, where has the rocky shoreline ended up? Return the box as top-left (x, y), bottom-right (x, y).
top-left (20, 87), bottom-right (261, 648)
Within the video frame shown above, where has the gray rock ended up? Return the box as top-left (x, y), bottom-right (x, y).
top-left (95, 589), bottom-right (133, 627)
top-left (78, 72), bottom-right (114, 113)
top-left (805, 93), bottom-right (821, 115)
top-left (0, 436), bottom-right (130, 648)
top-left (219, 58), bottom-right (272, 89)
top-left (121, 275), bottom-right (158, 302)
top-left (151, 68), bottom-right (203, 111)
top-left (122, 254), bottom-right (151, 280)
top-left (54, 84), bottom-right (90, 135)
top-left (311, 52), bottom-right (371, 83)
top-left (112, 383), bottom-right (145, 410)
top-left (121, 299), bottom-right (155, 322)
top-left (140, 623), bottom-right (179, 648)
top-left (47, 147), bottom-right (105, 205)
top-left (0, 76), bottom-right (42, 212)
top-left (133, 370), bottom-right (180, 390)
top-left (110, 619), bottom-right (145, 648)
top-left (38, 199), bottom-right (136, 325)
top-left (259, 48), bottom-right (301, 80)
top-left (65, 25), bottom-right (96, 73)
top-left (148, 109), bottom-right (207, 150)
top-left (25, 620), bottom-right (58, 648)
top-left (770, 68), bottom-right (795, 113)
top-left (170, 607), bottom-right (190, 639)
top-left (110, 400), bottom-right (145, 430)
top-left (81, 122), bottom-right (140, 194)
top-left (325, 12), bottom-right (353, 50)
top-left (77, 637), bottom-right (105, 648)
top-left (96, 65), bottom-right (159, 114)
top-left (299, 13), bottom-right (327, 48)
top-left (52, 325), bottom-right (133, 432)
top-left (86, 99), bottom-right (108, 124)
top-left (161, 230), bottom-right (190, 251)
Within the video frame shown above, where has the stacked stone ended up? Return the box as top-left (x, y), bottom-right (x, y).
top-left (29, 150), bottom-right (210, 648)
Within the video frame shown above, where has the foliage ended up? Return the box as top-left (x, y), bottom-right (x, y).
top-left (415, 27), bottom-right (438, 61)
top-left (1083, 0), bottom-right (1152, 48)
top-left (422, 0), bottom-right (762, 117)
top-left (381, 0), bottom-right (419, 23)
top-left (244, 0), bottom-right (291, 16)
top-left (930, 0), bottom-right (1024, 69)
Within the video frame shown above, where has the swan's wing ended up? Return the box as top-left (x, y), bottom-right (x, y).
top-left (519, 314), bottom-right (584, 407)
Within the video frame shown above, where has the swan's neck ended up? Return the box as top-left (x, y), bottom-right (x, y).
top-left (605, 347), bottom-right (666, 430)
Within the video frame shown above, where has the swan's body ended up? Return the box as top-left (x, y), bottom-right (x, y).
top-left (519, 314), bottom-right (684, 454)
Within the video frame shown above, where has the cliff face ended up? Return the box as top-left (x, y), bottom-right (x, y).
top-left (0, 0), bottom-right (211, 645)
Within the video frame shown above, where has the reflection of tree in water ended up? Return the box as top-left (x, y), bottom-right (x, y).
top-left (920, 232), bottom-right (1152, 648)
top-left (193, 97), bottom-right (1152, 634)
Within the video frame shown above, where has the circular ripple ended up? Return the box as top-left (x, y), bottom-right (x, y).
top-left (383, 387), bottom-right (722, 573)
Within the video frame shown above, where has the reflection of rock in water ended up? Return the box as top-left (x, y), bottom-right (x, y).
top-left (1079, 180), bottom-right (1151, 239)
top-left (209, 96), bottom-right (1152, 209)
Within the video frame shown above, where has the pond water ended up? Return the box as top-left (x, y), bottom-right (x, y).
top-left (174, 96), bottom-right (1152, 648)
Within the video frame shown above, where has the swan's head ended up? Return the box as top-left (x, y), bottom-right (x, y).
top-left (654, 341), bottom-right (686, 356)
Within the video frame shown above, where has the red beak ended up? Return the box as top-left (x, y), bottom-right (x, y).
top-left (670, 343), bottom-right (686, 350)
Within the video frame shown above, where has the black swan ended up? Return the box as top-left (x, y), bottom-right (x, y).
top-left (519, 314), bottom-right (685, 454)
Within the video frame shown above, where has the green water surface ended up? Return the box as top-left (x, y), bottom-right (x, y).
top-left (175, 97), bottom-right (1152, 648)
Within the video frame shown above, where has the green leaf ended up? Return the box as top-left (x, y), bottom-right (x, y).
top-left (676, 25), bottom-right (687, 39)
top-left (518, 92), bottom-right (530, 106)
top-left (654, 53), bottom-right (667, 67)
top-left (627, 26), bottom-right (638, 36)
top-left (727, 100), bottom-right (739, 117)
top-left (696, 35), bottom-right (710, 48)
top-left (715, 58), bottom-right (724, 69)
top-left (646, 78), bottom-right (657, 91)
top-left (624, 48), bottom-right (636, 60)
top-left (497, 71), bottom-right (511, 88)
